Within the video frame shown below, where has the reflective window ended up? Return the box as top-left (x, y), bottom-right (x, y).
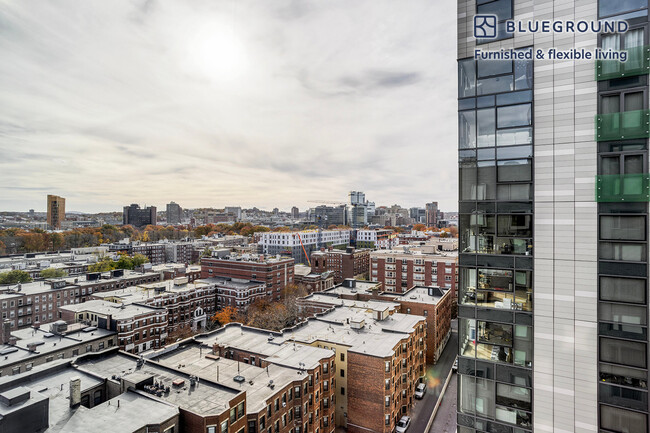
top-left (497, 90), bottom-right (533, 106)
top-left (498, 159), bottom-right (532, 182)
top-left (600, 404), bottom-right (648, 433)
top-left (459, 111), bottom-right (476, 149)
top-left (497, 184), bottom-right (531, 201)
top-left (477, 109), bottom-right (496, 147)
top-left (599, 242), bottom-right (647, 262)
top-left (497, 127), bottom-right (533, 146)
top-left (600, 337), bottom-right (647, 368)
top-left (497, 104), bottom-right (532, 128)
top-left (599, 0), bottom-right (648, 18)
top-left (600, 276), bottom-right (646, 304)
top-left (477, 76), bottom-right (514, 95)
top-left (600, 215), bottom-right (646, 240)
top-left (459, 59), bottom-right (476, 98)
top-left (600, 363), bottom-right (648, 390)
top-left (496, 383), bottom-right (531, 411)
top-left (478, 59), bottom-right (512, 78)
top-left (477, 0), bottom-right (513, 20)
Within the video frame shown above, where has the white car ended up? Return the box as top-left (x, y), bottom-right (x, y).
top-left (452, 356), bottom-right (458, 372)
top-left (395, 416), bottom-right (411, 433)
top-left (414, 383), bottom-right (426, 399)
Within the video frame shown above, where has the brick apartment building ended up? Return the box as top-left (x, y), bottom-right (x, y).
top-left (294, 265), bottom-right (335, 294)
top-left (0, 320), bottom-right (117, 377)
top-left (298, 283), bottom-right (451, 364)
top-left (202, 276), bottom-right (267, 313)
top-left (108, 241), bottom-right (167, 264)
top-left (91, 276), bottom-right (217, 333)
top-left (59, 300), bottom-right (168, 353)
top-left (0, 270), bottom-right (161, 330)
top-left (310, 247), bottom-right (370, 284)
top-left (370, 250), bottom-right (458, 316)
top-left (201, 255), bottom-right (294, 301)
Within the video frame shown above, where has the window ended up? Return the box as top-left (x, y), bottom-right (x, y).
top-left (600, 337), bottom-right (647, 368)
top-left (599, 0), bottom-right (648, 18)
top-left (600, 404), bottom-right (647, 433)
top-left (476, 0), bottom-right (514, 42)
top-left (221, 421), bottom-right (228, 433)
top-left (600, 215), bottom-right (646, 240)
top-left (340, 387), bottom-right (345, 395)
top-left (207, 427), bottom-right (217, 433)
top-left (340, 353), bottom-right (345, 362)
top-left (600, 276), bottom-right (646, 304)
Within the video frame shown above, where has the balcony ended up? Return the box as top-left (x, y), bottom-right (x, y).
top-left (596, 174), bottom-right (650, 202)
top-left (596, 46), bottom-right (650, 81)
top-left (596, 109), bottom-right (650, 141)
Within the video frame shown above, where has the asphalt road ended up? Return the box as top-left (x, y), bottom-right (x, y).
top-left (409, 319), bottom-right (458, 433)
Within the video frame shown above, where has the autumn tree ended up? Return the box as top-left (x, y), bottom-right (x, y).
top-left (212, 306), bottom-right (239, 326)
top-left (413, 224), bottom-right (426, 232)
top-left (88, 257), bottom-right (117, 273)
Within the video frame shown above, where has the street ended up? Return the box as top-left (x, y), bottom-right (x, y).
top-left (409, 319), bottom-right (458, 433)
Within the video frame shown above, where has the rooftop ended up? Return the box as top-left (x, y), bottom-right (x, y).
top-left (387, 286), bottom-right (449, 304)
top-left (76, 351), bottom-right (241, 416)
top-left (199, 277), bottom-right (266, 290)
top-left (150, 342), bottom-right (317, 413)
top-left (60, 300), bottom-right (162, 320)
top-left (299, 293), bottom-right (400, 313)
top-left (62, 390), bottom-right (179, 433)
top-left (0, 324), bottom-right (115, 369)
top-left (92, 279), bottom-right (211, 304)
top-left (322, 280), bottom-right (382, 296)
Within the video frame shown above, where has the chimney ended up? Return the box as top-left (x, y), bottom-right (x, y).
top-left (1, 320), bottom-right (10, 345)
top-left (8, 336), bottom-right (17, 346)
top-left (69, 376), bottom-right (81, 407)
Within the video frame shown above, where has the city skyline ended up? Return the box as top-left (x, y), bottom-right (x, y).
top-left (0, 0), bottom-right (457, 214)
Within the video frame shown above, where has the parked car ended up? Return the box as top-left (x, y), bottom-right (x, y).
top-left (452, 356), bottom-right (458, 372)
top-left (414, 383), bottom-right (427, 399)
top-left (395, 416), bottom-right (411, 433)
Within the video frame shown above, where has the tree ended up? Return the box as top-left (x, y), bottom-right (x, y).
top-left (413, 224), bottom-right (426, 232)
top-left (40, 268), bottom-right (68, 279)
top-left (132, 253), bottom-right (149, 267)
top-left (115, 254), bottom-right (135, 270)
top-left (88, 257), bottom-right (116, 273)
top-left (0, 270), bottom-right (32, 285)
top-left (212, 306), bottom-right (239, 326)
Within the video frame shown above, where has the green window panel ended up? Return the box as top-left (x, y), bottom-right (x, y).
top-left (596, 109), bottom-right (650, 141)
top-left (596, 174), bottom-right (650, 202)
top-left (596, 46), bottom-right (650, 81)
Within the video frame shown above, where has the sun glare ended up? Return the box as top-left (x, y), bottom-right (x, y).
top-left (185, 25), bottom-right (248, 82)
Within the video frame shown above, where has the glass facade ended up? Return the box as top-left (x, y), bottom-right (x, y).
top-left (457, 37), bottom-right (534, 431)
top-left (596, 6), bottom-right (650, 432)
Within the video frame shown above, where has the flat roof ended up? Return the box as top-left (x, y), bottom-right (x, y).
top-left (299, 294), bottom-right (400, 312)
top-left (92, 280), bottom-right (211, 304)
top-left (322, 280), bottom-right (381, 296)
top-left (199, 277), bottom-right (265, 290)
top-left (387, 286), bottom-right (449, 304)
top-left (76, 352), bottom-right (240, 416)
top-left (62, 390), bottom-right (179, 433)
top-left (0, 325), bottom-right (115, 369)
top-left (60, 300), bottom-right (162, 319)
top-left (196, 325), bottom-right (333, 371)
top-left (0, 270), bottom-right (161, 298)
top-left (151, 343), bottom-right (309, 413)
top-left (285, 306), bottom-right (425, 358)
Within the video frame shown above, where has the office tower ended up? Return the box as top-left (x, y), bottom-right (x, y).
top-left (348, 191), bottom-right (369, 227)
top-left (425, 202), bottom-right (439, 227)
top-left (166, 201), bottom-right (182, 225)
top-left (122, 204), bottom-right (157, 227)
top-left (458, 1), bottom-right (650, 432)
top-left (291, 206), bottom-right (300, 219)
top-left (46, 195), bottom-right (65, 229)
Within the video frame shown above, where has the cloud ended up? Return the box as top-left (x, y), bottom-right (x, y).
top-left (0, 0), bottom-right (457, 213)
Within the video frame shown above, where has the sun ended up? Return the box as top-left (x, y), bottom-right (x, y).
top-left (185, 25), bottom-right (248, 82)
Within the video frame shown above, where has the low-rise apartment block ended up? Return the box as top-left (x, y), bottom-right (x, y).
top-left (0, 320), bottom-right (117, 377)
top-left (59, 300), bottom-right (168, 353)
top-left (294, 265), bottom-right (335, 294)
top-left (91, 277), bottom-right (216, 332)
top-left (355, 229), bottom-right (398, 249)
top-left (310, 247), bottom-right (370, 284)
top-left (370, 250), bottom-right (458, 314)
top-left (201, 255), bottom-right (294, 301)
top-left (0, 270), bottom-right (161, 330)
top-left (202, 276), bottom-right (267, 313)
top-left (258, 230), bottom-right (351, 264)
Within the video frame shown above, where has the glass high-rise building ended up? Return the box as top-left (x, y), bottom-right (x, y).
top-left (457, 1), bottom-right (650, 432)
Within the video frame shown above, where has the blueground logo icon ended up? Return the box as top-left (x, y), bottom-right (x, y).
top-left (474, 15), bottom-right (497, 38)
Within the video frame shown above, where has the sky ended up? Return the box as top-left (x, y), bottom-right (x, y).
top-left (0, 0), bottom-right (457, 214)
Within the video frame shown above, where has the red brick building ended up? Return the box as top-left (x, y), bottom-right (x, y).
top-left (370, 250), bottom-right (458, 316)
top-left (201, 256), bottom-right (294, 301)
top-left (294, 265), bottom-right (335, 294)
top-left (310, 247), bottom-right (370, 284)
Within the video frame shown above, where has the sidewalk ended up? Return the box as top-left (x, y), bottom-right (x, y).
top-left (428, 372), bottom-right (457, 433)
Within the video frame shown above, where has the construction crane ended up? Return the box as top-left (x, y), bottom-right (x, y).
top-left (307, 200), bottom-right (346, 206)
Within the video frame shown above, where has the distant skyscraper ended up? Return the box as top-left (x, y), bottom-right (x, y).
top-left (291, 206), bottom-right (299, 219)
top-left (166, 202), bottom-right (182, 225)
top-left (123, 204), bottom-right (157, 227)
top-left (46, 195), bottom-right (65, 229)
top-left (348, 191), bottom-right (369, 227)
top-left (425, 202), bottom-right (438, 227)
top-left (225, 206), bottom-right (242, 221)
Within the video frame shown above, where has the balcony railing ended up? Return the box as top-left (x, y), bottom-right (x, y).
top-left (596, 174), bottom-right (650, 202)
top-left (596, 46), bottom-right (650, 81)
top-left (596, 110), bottom-right (650, 141)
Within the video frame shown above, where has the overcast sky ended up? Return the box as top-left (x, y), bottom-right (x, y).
top-left (0, 0), bottom-right (457, 214)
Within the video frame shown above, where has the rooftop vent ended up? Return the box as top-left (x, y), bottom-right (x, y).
top-left (233, 375), bottom-right (246, 383)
